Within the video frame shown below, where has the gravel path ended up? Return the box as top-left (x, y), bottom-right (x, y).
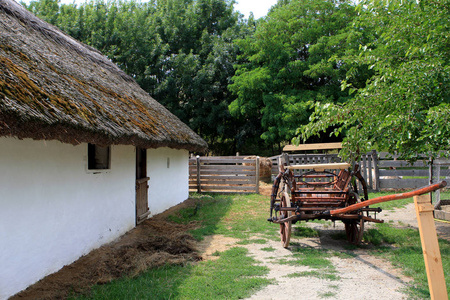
top-left (197, 199), bottom-right (450, 300)
top-left (242, 224), bottom-right (411, 300)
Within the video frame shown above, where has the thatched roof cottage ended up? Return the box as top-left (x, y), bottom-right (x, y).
top-left (0, 0), bottom-right (207, 298)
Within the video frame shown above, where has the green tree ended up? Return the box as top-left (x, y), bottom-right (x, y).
top-left (229, 0), bottom-right (358, 152)
top-left (24, 0), bottom-right (249, 155)
top-left (299, 0), bottom-right (450, 162)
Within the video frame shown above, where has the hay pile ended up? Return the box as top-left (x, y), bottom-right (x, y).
top-left (244, 156), bottom-right (273, 181)
top-left (12, 217), bottom-right (200, 300)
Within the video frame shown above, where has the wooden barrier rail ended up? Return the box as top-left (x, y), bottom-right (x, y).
top-left (189, 156), bottom-right (260, 194)
top-left (270, 151), bottom-right (449, 191)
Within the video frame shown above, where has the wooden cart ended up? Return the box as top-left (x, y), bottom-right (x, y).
top-left (268, 156), bottom-right (448, 248)
top-left (268, 158), bottom-right (381, 247)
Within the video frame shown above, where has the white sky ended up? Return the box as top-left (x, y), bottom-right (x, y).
top-left (21, 0), bottom-right (278, 19)
top-left (234, 0), bottom-right (278, 19)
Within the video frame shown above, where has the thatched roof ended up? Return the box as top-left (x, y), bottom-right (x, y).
top-left (0, 0), bottom-right (207, 152)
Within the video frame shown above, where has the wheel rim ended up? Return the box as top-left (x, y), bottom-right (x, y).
top-left (279, 194), bottom-right (292, 248)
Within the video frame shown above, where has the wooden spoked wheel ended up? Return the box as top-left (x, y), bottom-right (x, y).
top-left (345, 219), bottom-right (364, 245)
top-left (279, 193), bottom-right (292, 248)
top-left (344, 192), bottom-right (364, 245)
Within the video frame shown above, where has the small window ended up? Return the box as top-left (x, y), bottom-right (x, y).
top-left (88, 143), bottom-right (110, 170)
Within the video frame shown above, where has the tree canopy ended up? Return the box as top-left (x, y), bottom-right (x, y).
top-left (23, 0), bottom-right (450, 159)
top-left (299, 0), bottom-right (450, 161)
top-left (25, 0), bottom-right (252, 154)
top-left (229, 0), bottom-right (358, 151)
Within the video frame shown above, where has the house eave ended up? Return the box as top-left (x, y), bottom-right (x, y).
top-left (0, 113), bottom-right (208, 153)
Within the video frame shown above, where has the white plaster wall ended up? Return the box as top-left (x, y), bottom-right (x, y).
top-left (0, 138), bottom-right (136, 300)
top-left (147, 147), bottom-right (189, 216)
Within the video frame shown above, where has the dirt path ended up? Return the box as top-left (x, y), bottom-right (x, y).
top-left (242, 227), bottom-right (411, 300)
top-left (245, 201), bottom-right (449, 299)
top-left (199, 223), bottom-right (412, 300)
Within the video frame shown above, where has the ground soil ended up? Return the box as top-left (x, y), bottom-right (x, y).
top-left (12, 185), bottom-right (450, 300)
top-left (12, 199), bottom-right (201, 300)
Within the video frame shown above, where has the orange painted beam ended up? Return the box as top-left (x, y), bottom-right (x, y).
top-left (330, 181), bottom-right (447, 216)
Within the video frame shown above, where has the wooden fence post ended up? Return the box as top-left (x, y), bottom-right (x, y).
top-left (414, 193), bottom-right (448, 300)
top-left (429, 158), bottom-right (434, 185)
top-left (372, 150), bottom-right (380, 192)
top-left (429, 158), bottom-right (434, 204)
top-left (256, 156), bottom-right (260, 194)
top-left (436, 164), bottom-right (441, 206)
top-left (196, 155), bottom-right (201, 193)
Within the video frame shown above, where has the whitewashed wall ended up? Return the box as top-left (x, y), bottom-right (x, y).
top-left (0, 138), bottom-right (136, 300)
top-left (147, 147), bottom-right (189, 216)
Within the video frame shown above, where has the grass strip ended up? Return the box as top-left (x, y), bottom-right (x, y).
top-left (365, 223), bottom-right (450, 299)
top-left (168, 194), bottom-right (275, 240)
top-left (76, 247), bottom-right (270, 300)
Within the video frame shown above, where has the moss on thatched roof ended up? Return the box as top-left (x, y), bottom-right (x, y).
top-left (0, 0), bottom-right (207, 152)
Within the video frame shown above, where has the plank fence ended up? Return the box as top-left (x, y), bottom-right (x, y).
top-left (431, 158), bottom-right (450, 211)
top-left (189, 156), bottom-right (259, 194)
top-left (270, 151), bottom-right (449, 192)
top-left (189, 152), bottom-right (449, 194)
top-left (377, 152), bottom-right (430, 189)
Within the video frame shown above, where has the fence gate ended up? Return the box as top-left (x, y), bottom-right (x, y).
top-left (189, 156), bottom-right (260, 193)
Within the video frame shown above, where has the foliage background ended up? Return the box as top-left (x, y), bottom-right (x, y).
top-left (24, 0), bottom-right (450, 159)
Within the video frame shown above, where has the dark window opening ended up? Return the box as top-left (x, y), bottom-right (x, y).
top-left (88, 144), bottom-right (110, 170)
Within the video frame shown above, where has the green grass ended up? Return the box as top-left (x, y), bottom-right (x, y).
top-left (318, 290), bottom-right (338, 299)
top-left (76, 247), bottom-right (270, 300)
top-left (276, 245), bottom-right (340, 282)
top-left (286, 270), bottom-right (340, 281)
top-left (237, 238), bottom-right (267, 245)
top-left (368, 191), bottom-right (413, 211)
top-left (168, 193), bottom-right (275, 240)
top-left (290, 247), bottom-right (333, 269)
top-left (261, 246), bottom-right (276, 252)
top-left (332, 250), bottom-right (357, 259)
top-left (363, 223), bottom-right (450, 299)
top-left (292, 225), bottom-right (320, 238)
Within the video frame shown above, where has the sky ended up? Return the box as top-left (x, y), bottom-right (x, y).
top-left (234, 0), bottom-right (278, 19)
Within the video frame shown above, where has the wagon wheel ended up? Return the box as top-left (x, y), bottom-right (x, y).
top-left (279, 193), bottom-right (292, 248)
top-left (344, 192), bottom-right (364, 245)
top-left (345, 219), bottom-right (364, 245)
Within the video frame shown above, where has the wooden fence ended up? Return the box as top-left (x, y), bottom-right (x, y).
top-left (189, 152), bottom-right (448, 194)
top-left (269, 151), bottom-right (447, 191)
top-left (377, 152), bottom-right (430, 189)
top-left (431, 158), bottom-right (450, 207)
top-left (189, 156), bottom-right (259, 193)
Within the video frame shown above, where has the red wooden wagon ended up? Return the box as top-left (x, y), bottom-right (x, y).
top-left (268, 159), bottom-right (378, 247)
top-left (268, 156), bottom-right (447, 248)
